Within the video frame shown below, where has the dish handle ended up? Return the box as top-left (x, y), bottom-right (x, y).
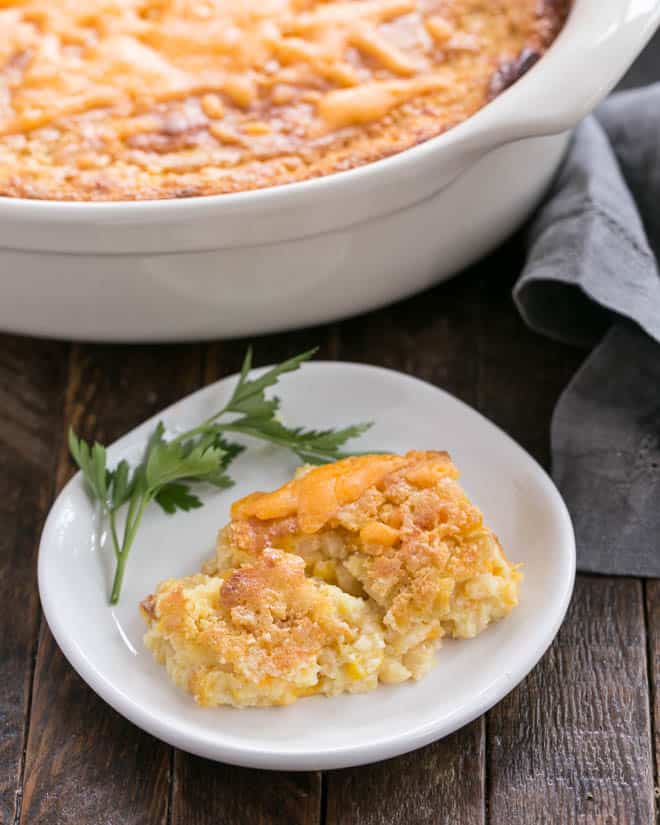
top-left (481, 0), bottom-right (660, 144)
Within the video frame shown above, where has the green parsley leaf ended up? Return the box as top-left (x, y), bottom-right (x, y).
top-left (68, 429), bottom-right (109, 506)
top-left (223, 347), bottom-right (317, 418)
top-left (217, 437), bottom-right (245, 468)
top-left (197, 470), bottom-right (235, 489)
top-left (108, 459), bottom-right (133, 511)
top-left (154, 482), bottom-right (204, 514)
top-left (145, 439), bottom-right (226, 491)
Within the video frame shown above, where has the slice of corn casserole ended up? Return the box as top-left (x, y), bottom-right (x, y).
top-left (141, 547), bottom-right (384, 707)
top-left (142, 451), bottom-right (521, 706)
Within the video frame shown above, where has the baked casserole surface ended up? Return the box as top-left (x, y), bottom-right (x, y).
top-left (141, 451), bottom-right (521, 707)
top-left (1, 0), bottom-right (568, 201)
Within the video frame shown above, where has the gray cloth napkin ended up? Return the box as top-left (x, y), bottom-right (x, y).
top-left (514, 84), bottom-right (660, 577)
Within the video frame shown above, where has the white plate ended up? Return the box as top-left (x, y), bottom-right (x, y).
top-left (38, 362), bottom-right (575, 770)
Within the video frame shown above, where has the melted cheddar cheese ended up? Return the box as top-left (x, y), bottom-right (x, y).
top-left (231, 451), bottom-right (457, 532)
top-left (0, 0), bottom-right (569, 200)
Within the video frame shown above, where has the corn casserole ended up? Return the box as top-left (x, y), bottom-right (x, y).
top-left (141, 451), bottom-right (521, 707)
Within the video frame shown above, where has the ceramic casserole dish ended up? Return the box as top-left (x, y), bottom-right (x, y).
top-left (1, 0), bottom-right (659, 342)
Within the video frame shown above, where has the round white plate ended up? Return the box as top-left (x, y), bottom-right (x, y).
top-left (39, 362), bottom-right (575, 770)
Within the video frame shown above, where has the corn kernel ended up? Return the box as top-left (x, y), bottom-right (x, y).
top-left (313, 559), bottom-right (336, 583)
top-left (243, 121), bottom-right (272, 135)
top-left (210, 124), bottom-right (243, 145)
top-left (425, 15), bottom-right (454, 45)
top-left (345, 662), bottom-right (364, 680)
top-left (379, 660), bottom-right (410, 684)
top-left (200, 93), bottom-right (225, 119)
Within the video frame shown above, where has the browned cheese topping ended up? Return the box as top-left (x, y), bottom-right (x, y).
top-left (1, 0), bottom-right (569, 200)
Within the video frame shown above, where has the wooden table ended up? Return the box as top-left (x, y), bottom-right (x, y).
top-left (2, 232), bottom-right (658, 825)
top-left (4, 33), bottom-right (660, 823)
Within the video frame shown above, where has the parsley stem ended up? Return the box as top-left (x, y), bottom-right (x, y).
top-left (110, 550), bottom-right (128, 605)
top-left (109, 493), bottom-right (151, 605)
top-left (168, 408), bottom-right (230, 447)
top-left (122, 490), bottom-right (141, 547)
top-left (109, 510), bottom-right (121, 560)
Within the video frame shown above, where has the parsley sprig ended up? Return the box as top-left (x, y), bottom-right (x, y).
top-left (68, 347), bottom-right (371, 605)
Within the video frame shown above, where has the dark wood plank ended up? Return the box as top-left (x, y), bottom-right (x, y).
top-left (172, 754), bottom-right (322, 825)
top-left (646, 580), bottom-right (659, 794)
top-left (326, 722), bottom-right (485, 825)
top-left (0, 336), bottom-right (68, 825)
top-left (488, 577), bottom-right (655, 825)
top-left (20, 342), bottom-right (202, 825)
top-left (22, 626), bottom-right (171, 825)
top-left (170, 333), bottom-right (330, 825)
top-left (203, 325), bottom-right (342, 382)
top-left (466, 251), bottom-right (655, 822)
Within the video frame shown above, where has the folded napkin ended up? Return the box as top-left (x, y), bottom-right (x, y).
top-left (514, 84), bottom-right (660, 577)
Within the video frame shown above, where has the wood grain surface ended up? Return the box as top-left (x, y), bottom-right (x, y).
top-left (172, 754), bottom-right (322, 825)
top-left (18, 343), bottom-right (201, 825)
top-left (488, 577), bottom-right (654, 825)
top-left (326, 722), bottom-right (485, 825)
top-left (0, 240), bottom-right (658, 825)
top-left (0, 338), bottom-right (68, 825)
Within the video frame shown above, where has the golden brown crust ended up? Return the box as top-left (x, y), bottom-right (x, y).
top-left (142, 549), bottom-right (385, 706)
top-left (143, 452), bottom-right (522, 705)
top-left (220, 450), bottom-right (522, 674)
top-left (1, 1), bottom-right (569, 201)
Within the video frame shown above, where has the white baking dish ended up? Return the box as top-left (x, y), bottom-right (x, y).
top-left (1, 0), bottom-right (659, 342)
